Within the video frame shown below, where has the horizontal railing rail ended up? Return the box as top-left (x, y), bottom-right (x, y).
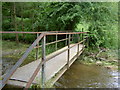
top-left (45, 32), bottom-right (87, 35)
top-left (34, 38), bottom-right (69, 48)
top-left (0, 31), bottom-right (88, 34)
top-left (34, 37), bottom-right (76, 49)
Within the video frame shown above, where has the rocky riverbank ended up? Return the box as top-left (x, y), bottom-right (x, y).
top-left (78, 48), bottom-right (118, 70)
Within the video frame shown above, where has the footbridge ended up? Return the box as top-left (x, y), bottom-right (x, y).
top-left (1, 31), bottom-right (88, 89)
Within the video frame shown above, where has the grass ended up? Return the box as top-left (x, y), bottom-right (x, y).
top-left (1, 40), bottom-right (29, 49)
top-left (1, 40), bottom-right (31, 65)
top-left (1, 40), bottom-right (29, 55)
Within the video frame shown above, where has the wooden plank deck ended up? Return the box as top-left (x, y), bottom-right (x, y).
top-left (7, 44), bottom-right (84, 87)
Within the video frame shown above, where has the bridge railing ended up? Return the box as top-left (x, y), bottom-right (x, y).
top-left (1, 31), bottom-right (88, 89)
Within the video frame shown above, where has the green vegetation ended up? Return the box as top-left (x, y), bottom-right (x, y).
top-left (2, 2), bottom-right (118, 49)
top-left (1, 40), bottom-right (29, 53)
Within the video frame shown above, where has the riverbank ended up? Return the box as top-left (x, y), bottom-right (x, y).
top-left (1, 40), bottom-right (33, 66)
top-left (78, 48), bottom-right (118, 70)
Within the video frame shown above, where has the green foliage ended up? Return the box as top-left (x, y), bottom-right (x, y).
top-left (2, 2), bottom-right (118, 49)
top-left (2, 33), bottom-right (36, 43)
top-left (75, 2), bottom-right (118, 49)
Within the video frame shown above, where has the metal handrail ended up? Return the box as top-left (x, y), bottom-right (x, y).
top-left (1, 31), bottom-right (88, 89)
top-left (45, 32), bottom-right (87, 35)
top-left (0, 31), bottom-right (87, 34)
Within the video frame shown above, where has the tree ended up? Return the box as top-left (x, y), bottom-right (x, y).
top-left (2, 2), bottom-right (118, 49)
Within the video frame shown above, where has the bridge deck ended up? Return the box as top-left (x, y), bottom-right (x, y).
top-left (7, 44), bottom-right (84, 87)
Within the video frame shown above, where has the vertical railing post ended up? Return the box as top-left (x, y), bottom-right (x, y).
top-left (41, 35), bottom-right (46, 88)
top-left (82, 28), bottom-right (85, 46)
top-left (87, 32), bottom-right (89, 48)
top-left (67, 34), bottom-right (70, 69)
top-left (77, 34), bottom-right (80, 54)
top-left (71, 34), bottom-right (73, 42)
top-left (66, 34), bottom-right (67, 46)
top-left (82, 28), bottom-right (83, 40)
top-left (36, 33), bottom-right (39, 60)
top-left (56, 34), bottom-right (58, 50)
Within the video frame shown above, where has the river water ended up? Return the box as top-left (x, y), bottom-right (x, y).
top-left (55, 61), bottom-right (119, 88)
top-left (2, 57), bottom-right (119, 88)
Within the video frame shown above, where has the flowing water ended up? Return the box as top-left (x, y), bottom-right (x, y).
top-left (55, 61), bottom-right (119, 88)
top-left (1, 57), bottom-right (119, 88)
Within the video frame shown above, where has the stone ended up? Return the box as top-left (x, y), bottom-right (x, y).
top-left (96, 61), bottom-right (102, 66)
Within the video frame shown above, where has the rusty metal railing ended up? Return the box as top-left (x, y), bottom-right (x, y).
top-left (1, 31), bottom-right (88, 89)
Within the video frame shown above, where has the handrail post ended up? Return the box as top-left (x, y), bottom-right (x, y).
top-left (77, 34), bottom-right (80, 54)
top-left (56, 34), bottom-right (58, 50)
top-left (36, 33), bottom-right (39, 60)
top-left (87, 32), bottom-right (89, 48)
top-left (71, 34), bottom-right (73, 42)
top-left (82, 28), bottom-right (83, 40)
top-left (66, 34), bottom-right (67, 46)
top-left (67, 34), bottom-right (70, 69)
top-left (41, 35), bottom-right (46, 88)
top-left (82, 28), bottom-right (85, 46)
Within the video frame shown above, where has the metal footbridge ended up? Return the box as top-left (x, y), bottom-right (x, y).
top-left (0, 31), bottom-right (88, 89)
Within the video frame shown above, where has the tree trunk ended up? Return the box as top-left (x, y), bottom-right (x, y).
top-left (13, 2), bottom-right (19, 43)
top-left (10, 4), bottom-right (13, 31)
top-left (31, 4), bottom-right (34, 32)
top-left (32, 12), bottom-right (34, 32)
top-left (21, 3), bottom-right (24, 38)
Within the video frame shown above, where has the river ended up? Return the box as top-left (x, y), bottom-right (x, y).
top-left (55, 61), bottom-right (119, 88)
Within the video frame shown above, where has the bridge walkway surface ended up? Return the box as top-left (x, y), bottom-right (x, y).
top-left (7, 44), bottom-right (84, 87)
